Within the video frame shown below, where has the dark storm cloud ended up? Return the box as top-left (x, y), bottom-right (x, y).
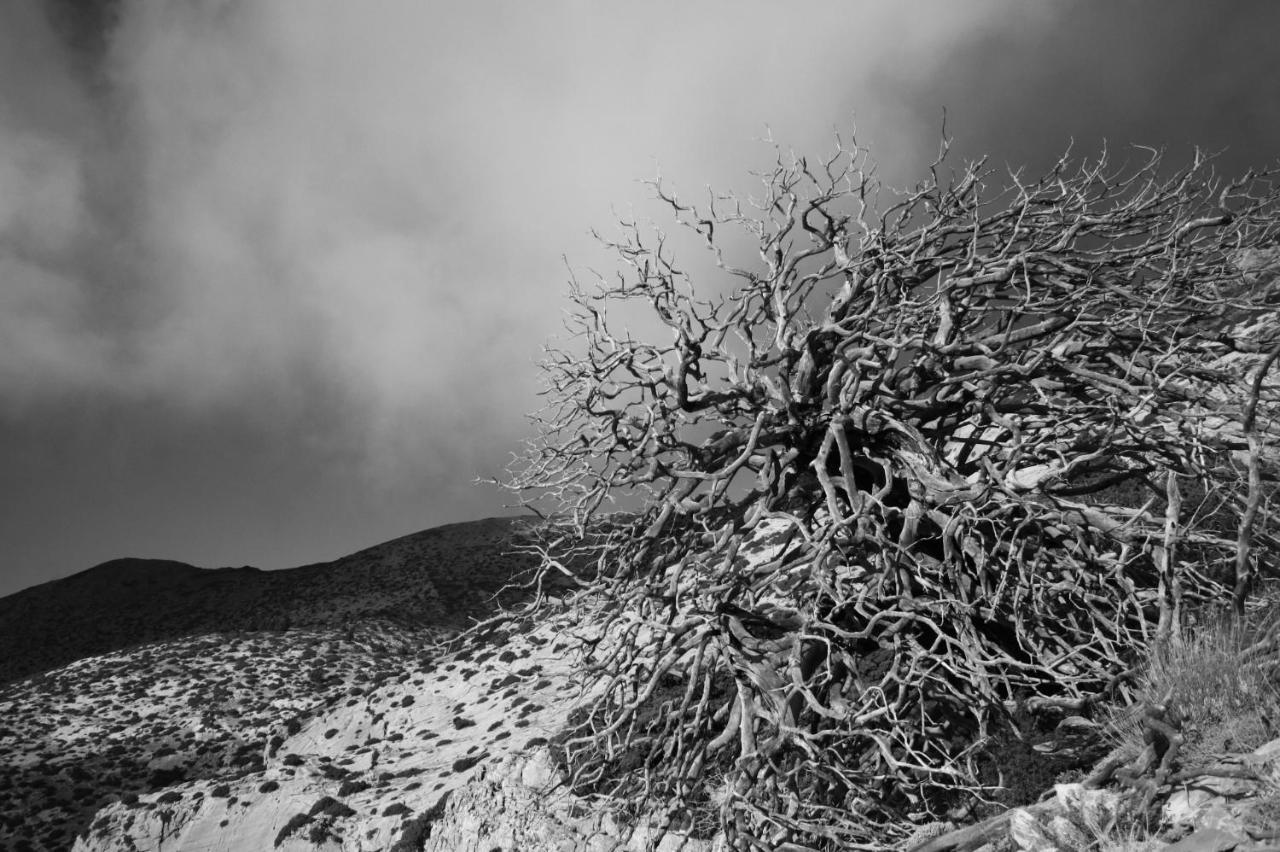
top-left (1, 1), bottom-right (1275, 596)
top-left (885, 0), bottom-right (1280, 176)
top-left (0, 2), bottom-right (110, 396)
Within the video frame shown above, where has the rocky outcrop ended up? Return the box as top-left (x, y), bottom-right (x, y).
top-left (422, 749), bottom-right (721, 852)
top-left (910, 736), bottom-right (1280, 852)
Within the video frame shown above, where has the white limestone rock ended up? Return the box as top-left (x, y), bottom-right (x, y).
top-left (422, 749), bottom-right (723, 852)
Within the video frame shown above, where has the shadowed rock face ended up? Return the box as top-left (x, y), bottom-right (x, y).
top-left (0, 516), bottom-right (536, 684)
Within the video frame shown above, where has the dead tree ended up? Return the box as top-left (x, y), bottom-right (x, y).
top-left (503, 136), bottom-right (1280, 849)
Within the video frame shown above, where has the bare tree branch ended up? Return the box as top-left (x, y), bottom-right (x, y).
top-left (499, 136), bottom-right (1280, 850)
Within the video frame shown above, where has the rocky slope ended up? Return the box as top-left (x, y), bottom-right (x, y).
top-left (59, 608), bottom-right (587, 852)
top-left (8, 512), bottom-right (1280, 851)
top-left (1, 515), bottom-right (800, 852)
top-left (0, 516), bottom-right (535, 685)
top-left (0, 516), bottom-right (541, 850)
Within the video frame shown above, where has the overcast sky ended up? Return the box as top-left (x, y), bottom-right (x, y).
top-left (2, 1), bottom-right (1278, 597)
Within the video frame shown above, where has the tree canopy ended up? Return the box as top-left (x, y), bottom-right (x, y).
top-left (503, 136), bottom-right (1280, 850)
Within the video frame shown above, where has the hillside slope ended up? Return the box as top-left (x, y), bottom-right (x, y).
top-left (9, 511), bottom-right (1280, 851)
top-left (0, 516), bottom-right (795, 852)
top-left (0, 515), bottom-right (553, 850)
top-left (0, 516), bottom-right (535, 684)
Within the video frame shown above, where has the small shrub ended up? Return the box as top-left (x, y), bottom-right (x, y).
top-left (451, 754), bottom-right (485, 773)
top-left (319, 763), bottom-right (350, 781)
top-left (382, 802), bottom-right (411, 817)
top-left (388, 792), bottom-right (451, 852)
top-left (259, 780), bottom-right (280, 793)
top-left (148, 766), bottom-right (186, 788)
top-left (210, 784), bottom-right (231, 798)
top-left (272, 813), bottom-right (311, 848)
top-left (308, 795), bottom-right (357, 819)
top-left (338, 779), bottom-right (370, 797)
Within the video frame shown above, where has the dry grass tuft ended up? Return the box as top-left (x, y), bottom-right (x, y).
top-left (1074, 597), bottom-right (1280, 850)
top-left (1092, 830), bottom-right (1167, 852)
top-left (1102, 604), bottom-right (1280, 769)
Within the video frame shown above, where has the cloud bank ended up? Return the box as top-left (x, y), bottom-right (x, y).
top-left (6, 2), bottom-right (539, 482)
top-left (4, 0), bottom-right (1277, 594)
top-left (3, 1), bottom-right (1029, 466)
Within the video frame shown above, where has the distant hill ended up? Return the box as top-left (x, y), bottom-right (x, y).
top-left (0, 516), bottom-right (537, 685)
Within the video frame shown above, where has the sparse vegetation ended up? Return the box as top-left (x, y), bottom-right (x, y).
top-left (0, 518), bottom-right (580, 851)
top-left (338, 778), bottom-right (370, 797)
top-left (273, 812), bottom-right (312, 848)
top-left (1101, 594), bottom-right (1280, 769)
top-left (309, 795), bottom-right (357, 819)
top-left (451, 754), bottom-right (485, 774)
top-left (389, 792), bottom-right (451, 852)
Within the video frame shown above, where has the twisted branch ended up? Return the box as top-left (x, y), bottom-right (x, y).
top-left (500, 135), bottom-right (1280, 849)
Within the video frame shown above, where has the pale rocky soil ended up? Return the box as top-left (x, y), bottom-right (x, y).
top-left (0, 516), bottom-right (542, 850)
top-left (0, 623), bottom-right (426, 849)
top-left (0, 516), bottom-right (800, 852)
top-left (57, 609), bottom-right (586, 852)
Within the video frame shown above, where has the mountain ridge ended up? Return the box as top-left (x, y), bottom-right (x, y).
top-left (0, 515), bottom-right (536, 685)
top-left (0, 514), bottom-right (559, 850)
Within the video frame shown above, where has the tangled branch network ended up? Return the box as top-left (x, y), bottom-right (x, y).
top-left (499, 134), bottom-right (1280, 850)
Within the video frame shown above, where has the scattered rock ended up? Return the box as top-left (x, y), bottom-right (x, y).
top-left (1164, 826), bottom-right (1242, 852)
